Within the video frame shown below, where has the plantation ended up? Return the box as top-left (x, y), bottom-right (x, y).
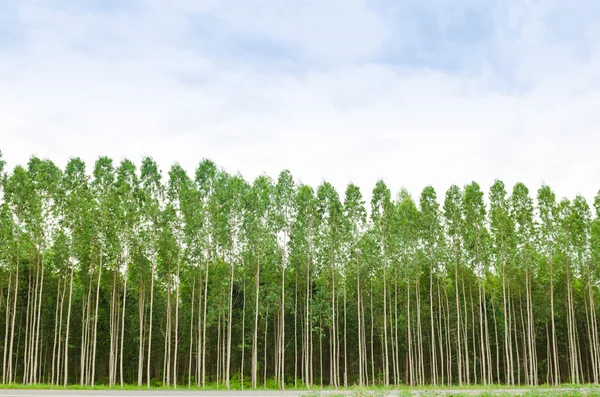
top-left (0, 150), bottom-right (599, 389)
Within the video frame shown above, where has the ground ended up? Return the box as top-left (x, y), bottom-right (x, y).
top-left (0, 387), bottom-right (600, 397)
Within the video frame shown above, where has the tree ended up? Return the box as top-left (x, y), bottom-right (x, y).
top-left (419, 186), bottom-right (446, 386)
top-left (536, 185), bottom-right (559, 386)
top-left (316, 182), bottom-right (343, 388)
top-left (371, 180), bottom-right (392, 386)
top-left (462, 182), bottom-right (492, 385)
top-left (343, 184), bottom-right (366, 386)
top-left (0, 152), bottom-right (599, 387)
top-left (140, 157), bottom-right (163, 388)
top-left (274, 170), bottom-right (294, 389)
top-left (114, 159), bottom-right (140, 387)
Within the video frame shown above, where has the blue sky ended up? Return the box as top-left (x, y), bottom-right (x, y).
top-left (1, 0), bottom-right (599, 202)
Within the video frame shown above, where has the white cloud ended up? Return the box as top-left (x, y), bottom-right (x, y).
top-left (1, 0), bottom-right (599, 206)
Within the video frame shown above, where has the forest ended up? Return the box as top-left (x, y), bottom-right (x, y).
top-left (0, 151), bottom-right (599, 389)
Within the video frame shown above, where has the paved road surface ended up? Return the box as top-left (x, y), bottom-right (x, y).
top-left (0, 389), bottom-right (598, 396)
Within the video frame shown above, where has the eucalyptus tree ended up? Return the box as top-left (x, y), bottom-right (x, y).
top-left (489, 180), bottom-right (516, 385)
top-left (23, 158), bottom-right (61, 384)
top-left (48, 174), bottom-right (71, 387)
top-left (396, 190), bottom-right (422, 386)
top-left (3, 152), bottom-right (600, 387)
top-left (555, 197), bottom-right (583, 383)
top-left (370, 180), bottom-right (393, 386)
top-left (289, 185), bottom-right (317, 388)
top-left (444, 185), bottom-right (468, 386)
top-left (536, 185), bottom-right (560, 385)
top-left (171, 167), bottom-right (202, 389)
top-left (49, 227), bottom-right (69, 386)
top-left (563, 195), bottom-right (591, 384)
top-left (220, 174), bottom-right (247, 389)
top-left (419, 186), bottom-right (447, 386)
top-left (140, 157), bottom-right (164, 388)
top-left (157, 195), bottom-right (179, 387)
top-left (165, 164), bottom-right (192, 388)
top-left (194, 159), bottom-right (217, 387)
top-left (462, 182), bottom-right (492, 385)
top-left (510, 183), bottom-right (538, 385)
top-left (103, 159), bottom-right (138, 388)
top-left (316, 182), bottom-right (344, 387)
top-left (174, 175), bottom-right (202, 389)
top-left (590, 191), bottom-right (600, 383)
top-left (243, 175), bottom-right (274, 389)
top-left (355, 226), bottom-right (382, 387)
top-left (274, 170), bottom-right (295, 389)
top-left (571, 193), bottom-right (599, 384)
top-left (88, 157), bottom-right (118, 386)
top-left (343, 184), bottom-right (366, 386)
top-left (60, 157), bottom-right (91, 386)
top-left (2, 165), bottom-right (34, 383)
top-left (0, 152), bottom-right (19, 384)
top-left (114, 159), bottom-right (139, 387)
top-left (203, 169), bottom-right (247, 387)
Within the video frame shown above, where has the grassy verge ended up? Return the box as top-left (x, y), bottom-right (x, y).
top-left (301, 389), bottom-right (600, 397)
top-left (0, 381), bottom-right (599, 396)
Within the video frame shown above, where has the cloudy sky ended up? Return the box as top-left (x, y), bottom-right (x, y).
top-left (1, 0), bottom-right (599, 203)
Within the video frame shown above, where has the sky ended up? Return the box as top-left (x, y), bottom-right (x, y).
top-left (1, 0), bottom-right (599, 204)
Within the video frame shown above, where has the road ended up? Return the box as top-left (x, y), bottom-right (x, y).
top-left (0, 389), bottom-right (598, 396)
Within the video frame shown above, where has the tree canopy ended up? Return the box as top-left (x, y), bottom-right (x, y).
top-left (0, 153), bottom-right (599, 388)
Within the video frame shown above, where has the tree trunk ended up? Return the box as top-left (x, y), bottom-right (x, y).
top-left (174, 248), bottom-right (181, 389)
top-left (252, 244), bottom-right (260, 389)
top-left (147, 259), bottom-right (155, 388)
top-left (225, 254), bottom-right (234, 389)
top-left (120, 270), bottom-right (127, 388)
top-left (90, 247), bottom-right (102, 386)
top-left (240, 277), bottom-right (246, 389)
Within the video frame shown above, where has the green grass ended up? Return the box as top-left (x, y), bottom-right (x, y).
top-left (1, 380), bottom-right (599, 397)
top-left (298, 390), bottom-right (600, 397)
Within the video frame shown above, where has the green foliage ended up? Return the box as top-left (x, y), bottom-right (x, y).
top-left (0, 154), bottom-right (599, 391)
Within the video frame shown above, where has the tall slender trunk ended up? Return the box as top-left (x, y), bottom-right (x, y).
top-left (174, 248), bottom-right (181, 389)
top-left (188, 273), bottom-right (195, 389)
top-left (225, 253), bottom-right (234, 389)
top-left (382, 261), bottom-right (388, 386)
top-left (343, 278), bottom-right (347, 388)
top-left (202, 259), bottom-right (209, 387)
top-left (370, 283), bottom-right (374, 386)
top-left (8, 254), bottom-right (20, 384)
top-left (33, 254), bottom-right (45, 384)
top-left (120, 268), bottom-right (127, 388)
top-left (109, 271), bottom-right (116, 387)
top-left (264, 313), bottom-right (269, 388)
top-left (330, 247), bottom-right (337, 388)
top-left (305, 252), bottom-right (311, 388)
top-left (240, 277), bottom-right (246, 389)
top-left (407, 280), bottom-right (413, 386)
top-left (90, 247), bottom-right (102, 386)
top-left (51, 277), bottom-right (61, 385)
top-left (252, 245), bottom-right (260, 389)
top-left (294, 272), bottom-right (298, 389)
top-left (280, 231), bottom-right (286, 390)
top-left (137, 285), bottom-right (145, 387)
top-left (147, 259), bottom-right (155, 388)
top-left (455, 258), bottom-right (462, 386)
top-left (55, 274), bottom-right (66, 386)
top-left (3, 271), bottom-right (13, 384)
top-left (357, 248), bottom-right (363, 387)
top-left (430, 268), bottom-right (437, 386)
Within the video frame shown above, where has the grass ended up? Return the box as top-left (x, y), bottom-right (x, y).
top-left (298, 390), bottom-right (600, 397)
top-left (0, 380), bottom-right (599, 397)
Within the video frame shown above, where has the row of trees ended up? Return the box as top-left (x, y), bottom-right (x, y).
top-left (0, 151), bottom-right (599, 388)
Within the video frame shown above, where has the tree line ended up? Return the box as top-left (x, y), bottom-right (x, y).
top-left (0, 151), bottom-right (599, 388)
